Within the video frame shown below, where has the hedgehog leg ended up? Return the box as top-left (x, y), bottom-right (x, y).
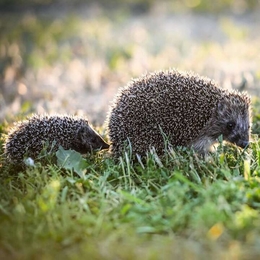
top-left (190, 136), bottom-right (215, 155)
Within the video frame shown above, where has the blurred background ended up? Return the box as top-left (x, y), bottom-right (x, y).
top-left (0, 0), bottom-right (260, 126)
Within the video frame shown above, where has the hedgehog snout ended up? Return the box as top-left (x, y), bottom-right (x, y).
top-left (76, 125), bottom-right (109, 152)
top-left (237, 140), bottom-right (250, 149)
top-left (87, 128), bottom-right (109, 151)
top-left (91, 136), bottom-right (109, 150)
top-left (227, 133), bottom-right (250, 149)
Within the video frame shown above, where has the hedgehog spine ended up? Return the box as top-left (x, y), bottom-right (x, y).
top-left (4, 114), bottom-right (109, 163)
top-left (107, 69), bottom-right (251, 158)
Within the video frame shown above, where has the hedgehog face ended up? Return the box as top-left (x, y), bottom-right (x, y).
top-left (75, 125), bottom-right (109, 153)
top-left (214, 97), bottom-right (251, 149)
top-left (220, 118), bottom-right (250, 148)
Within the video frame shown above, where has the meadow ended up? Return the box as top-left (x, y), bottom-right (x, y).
top-left (1, 1), bottom-right (260, 259)
top-left (1, 111), bottom-right (260, 259)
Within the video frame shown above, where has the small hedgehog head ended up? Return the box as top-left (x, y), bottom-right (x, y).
top-left (74, 123), bottom-right (109, 153)
top-left (211, 92), bottom-right (251, 149)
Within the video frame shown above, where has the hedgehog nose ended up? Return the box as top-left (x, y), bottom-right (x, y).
top-left (101, 142), bottom-right (110, 150)
top-left (239, 140), bottom-right (250, 149)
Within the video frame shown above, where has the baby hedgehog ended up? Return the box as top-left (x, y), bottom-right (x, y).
top-left (107, 69), bottom-right (251, 157)
top-left (4, 114), bottom-right (109, 163)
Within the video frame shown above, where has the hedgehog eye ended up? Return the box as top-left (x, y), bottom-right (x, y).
top-left (226, 122), bottom-right (235, 130)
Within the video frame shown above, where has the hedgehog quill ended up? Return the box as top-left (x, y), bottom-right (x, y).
top-left (4, 114), bottom-right (109, 163)
top-left (107, 69), bottom-right (251, 158)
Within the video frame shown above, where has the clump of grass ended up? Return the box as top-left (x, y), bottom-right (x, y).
top-left (1, 102), bottom-right (260, 259)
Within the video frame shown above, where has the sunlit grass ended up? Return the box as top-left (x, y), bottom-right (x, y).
top-left (0, 99), bottom-right (260, 259)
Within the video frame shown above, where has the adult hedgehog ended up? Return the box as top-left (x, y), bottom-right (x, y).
top-left (4, 114), bottom-right (109, 163)
top-left (107, 69), bottom-right (251, 157)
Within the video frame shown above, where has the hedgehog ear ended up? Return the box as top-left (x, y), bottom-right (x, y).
top-left (217, 100), bottom-right (227, 117)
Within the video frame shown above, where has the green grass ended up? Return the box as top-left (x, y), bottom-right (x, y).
top-left (1, 101), bottom-right (260, 259)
